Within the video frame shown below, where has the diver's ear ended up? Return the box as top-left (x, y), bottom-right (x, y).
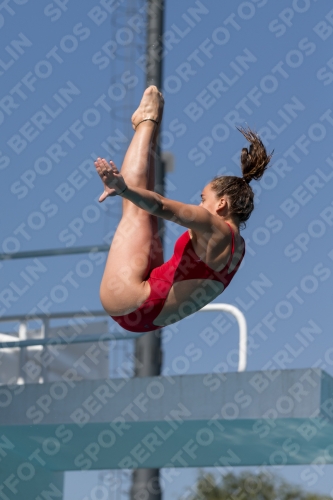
top-left (217, 197), bottom-right (228, 210)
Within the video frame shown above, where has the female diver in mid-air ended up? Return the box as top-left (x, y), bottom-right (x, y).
top-left (94, 86), bottom-right (272, 333)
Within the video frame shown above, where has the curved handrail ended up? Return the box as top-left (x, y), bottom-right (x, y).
top-left (201, 303), bottom-right (247, 372)
top-left (0, 304), bottom-right (247, 371)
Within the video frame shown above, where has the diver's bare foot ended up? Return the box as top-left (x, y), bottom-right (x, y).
top-left (131, 85), bottom-right (164, 131)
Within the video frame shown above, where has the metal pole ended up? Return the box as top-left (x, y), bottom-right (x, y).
top-left (0, 332), bottom-right (143, 348)
top-left (131, 1), bottom-right (164, 499)
top-left (0, 245), bottom-right (109, 261)
top-left (0, 309), bottom-right (108, 323)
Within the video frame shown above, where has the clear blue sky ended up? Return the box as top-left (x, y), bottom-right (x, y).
top-left (2, 0), bottom-right (333, 498)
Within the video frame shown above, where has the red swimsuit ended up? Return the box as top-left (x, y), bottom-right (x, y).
top-left (111, 223), bottom-right (245, 333)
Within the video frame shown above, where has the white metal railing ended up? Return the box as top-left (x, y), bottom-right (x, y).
top-left (201, 304), bottom-right (247, 372)
top-left (0, 304), bottom-right (247, 371)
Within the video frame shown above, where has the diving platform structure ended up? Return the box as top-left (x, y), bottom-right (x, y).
top-left (1, 369), bottom-right (333, 499)
top-left (0, 308), bottom-right (332, 499)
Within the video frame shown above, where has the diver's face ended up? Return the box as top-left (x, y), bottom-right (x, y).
top-left (199, 184), bottom-right (226, 215)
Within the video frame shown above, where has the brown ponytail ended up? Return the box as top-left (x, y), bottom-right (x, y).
top-left (210, 127), bottom-right (273, 228)
top-left (238, 127), bottom-right (273, 183)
